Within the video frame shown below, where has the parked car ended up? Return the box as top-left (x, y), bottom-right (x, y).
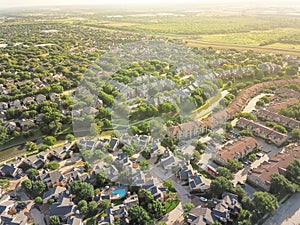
top-left (199, 197), bottom-right (208, 202)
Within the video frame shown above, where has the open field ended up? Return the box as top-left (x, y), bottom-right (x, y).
top-left (88, 14), bottom-right (300, 51)
top-left (185, 39), bottom-right (300, 56)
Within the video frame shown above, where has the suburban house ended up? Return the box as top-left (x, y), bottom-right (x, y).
top-left (38, 170), bottom-right (64, 188)
top-left (21, 151), bottom-right (49, 169)
top-left (0, 159), bottom-right (23, 178)
top-left (160, 150), bottom-right (181, 171)
top-left (51, 142), bottom-right (74, 160)
top-left (167, 121), bottom-right (207, 141)
top-left (236, 118), bottom-right (288, 146)
top-left (257, 109), bottom-right (300, 130)
top-left (49, 191), bottom-right (79, 223)
top-left (213, 137), bottom-right (259, 165)
top-left (247, 146), bottom-right (300, 191)
top-left (186, 192), bottom-right (241, 225)
top-left (43, 186), bottom-right (67, 204)
top-left (188, 174), bottom-right (208, 193)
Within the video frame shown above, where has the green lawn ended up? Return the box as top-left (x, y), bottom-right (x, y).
top-left (165, 199), bottom-right (180, 213)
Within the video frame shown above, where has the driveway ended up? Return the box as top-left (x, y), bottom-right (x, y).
top-left (263, 193), bottom-right (300, 225)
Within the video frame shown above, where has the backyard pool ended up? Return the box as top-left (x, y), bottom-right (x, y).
top-left (112, 189), bottom-right (126, 198)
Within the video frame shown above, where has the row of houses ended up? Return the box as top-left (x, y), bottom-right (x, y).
top-left (257, 109), bottom-right (300, 130)
top-left (213, 137), bottom-right (260, 165)
top-left (167, 120), bottom-right (207, 141)
top-left (0, 142), bottom-right (74, 178)
top-left (202, 77), bottom-right (300, 129)
top-left (236, 118), bottom-right (288, 146)
top-left (0, 93), bottom-right (61, 111)
top-left (247, 145), bottom-right (300, 191)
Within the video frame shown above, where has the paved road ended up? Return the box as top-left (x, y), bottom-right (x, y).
top-left (150, 166), bottom-right (191, 204)
top-left (263, 193), bottom-right (300, 225)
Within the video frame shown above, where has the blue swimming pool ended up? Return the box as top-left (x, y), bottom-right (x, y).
top-left (112, 189), bottom-right (126, 198)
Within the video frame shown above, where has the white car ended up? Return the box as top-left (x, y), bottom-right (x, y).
top-left (199, 197), bottom-right (208, 202)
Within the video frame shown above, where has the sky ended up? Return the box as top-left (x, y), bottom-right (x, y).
top-left (0, 0), bottom-right (298, 9)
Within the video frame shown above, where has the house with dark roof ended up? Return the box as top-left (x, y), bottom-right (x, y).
top-left (52, 142), bottom-right (74, 160)
top-left (49, 191), bottom-right (79, 222)
top-left (43, 186), bottom-right (67, 204)
top-left (0, 162), bottom-right (22, 178)
top-left (38, 170), bottom-right (64, 188)
top-left (186, 192), bottom-right (241, 225)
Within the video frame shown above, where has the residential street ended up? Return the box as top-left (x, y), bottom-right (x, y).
top-left (263, 193), bottom-right (300, 225)
top-left (150, 166), bottom-right (191, 204)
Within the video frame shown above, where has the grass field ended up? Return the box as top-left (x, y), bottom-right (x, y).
top-left (84, 14), bottom-right (300, 52)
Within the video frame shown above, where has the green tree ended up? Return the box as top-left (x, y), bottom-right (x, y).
top-left (21, 179), bottom-right (32, 192)
top-left (27, 168), bottom-right (39, 180)
top-left (96, 172), bottom-right (107, 187)
top-left (222, 122), bottom-right (233, 131)
top-left (138, 189), bottom-right (154, 208)
top-left (70, 181), bottom-right (94, 201)
top-left (239, 130), bottom-right (254, 137)
top-left (225, 159), bottom-right (243, 172)
top-left (100, 199), bottom-right (110, 211)
top-left (35, 196), bottom-right (43, 204)
top-left (148, 200), bottom-right (166, 219)
top-left (65, 134), bottom-right (75, 142)
top-left (43, 136), bottom-right (56, 146)
top-left (78, 200), bottom-right (88, 210)
top-left (25, 141), bottom-right (37, 152)
top-left (234, 185), bottom-right (246, 201)
top-left (253, 192), bottom-right (278, 214)
top-left (216, 167), bottom-right (234, 180)
top-left (182, 202), bottom-right (195, 214)
top-left (140, 160), bottom-right (150, 172)
top-left (122, 145), bottom-right (135, 156)
top-left (0, 125), bottom-right (8, 145)
top-left (270, 173), bottom-right (296, 195)
top-left (33, 180), bottom-right (46, 197)
top-left (286, 158), bottom-right (300, 185)
top-left (44, 161), bottom-right (60, 171)
top-left (161, 136), bottom-right (176, 152)
top-left (195, 141), bottom-right (207, 152)
top-left (291, 128), bottom-right (300, 140)
top-left (88, 201), bottom-right (98, 216)
top-left (128, 205), bottom-right (153, 225)
top-left (210, 177), bottom-right (233, 197)
top-left (49, 216), bottom-right (61, 225)
top-left (162, 180), bottom-right (174, 191)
